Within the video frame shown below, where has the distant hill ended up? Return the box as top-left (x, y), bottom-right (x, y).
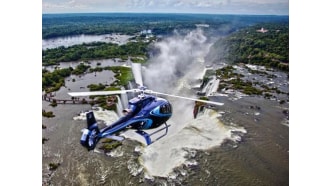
top-left (206, 22), bottom-right (289, 71)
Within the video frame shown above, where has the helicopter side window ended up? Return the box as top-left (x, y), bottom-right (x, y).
top-left (160, 103), bottom-right (172, 114)
top-left (128, 105), bottom-right (136, 113)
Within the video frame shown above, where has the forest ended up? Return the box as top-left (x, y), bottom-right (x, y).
top-left (42, 13), bottom-right (288, 39)
top-left (209, 23), bottom-right (289, 71)
top-left (42, 41), bottom-right (151, 66)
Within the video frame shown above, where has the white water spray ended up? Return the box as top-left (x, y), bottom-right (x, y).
top-left (73, 28), bottom-right (247, 179)
top-left (126, 28), bottom-right (245, 178)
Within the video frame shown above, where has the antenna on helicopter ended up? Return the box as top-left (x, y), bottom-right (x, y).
top-left (138, 86), bottom-right (148, 98)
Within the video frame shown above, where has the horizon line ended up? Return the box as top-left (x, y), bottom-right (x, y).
top-left (42, 12), bottom-right (289, 16)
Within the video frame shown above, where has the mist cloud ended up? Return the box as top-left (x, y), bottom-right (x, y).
top-left (144, 28), bottom-right (213, 94)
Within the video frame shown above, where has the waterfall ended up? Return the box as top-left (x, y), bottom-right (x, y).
top-left (201, 76), bottom-right (214, 95)
top-left (208, 78), bottom-right (220, 96)
top-left (127, 81), bottom-right (135, 100)
top-left (115, 95), bottom-right (124, 117)
top-left (128, 81), bottom-right (133, 90)
top-left (120, 87), bottom-right (129, 109)
top-left (199, 74), bottom-right (220, 96)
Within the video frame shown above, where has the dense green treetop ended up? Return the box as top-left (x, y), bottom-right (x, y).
top-left (207, 22), bottom-right (289, 71)
top-left (43, 13), bottom-right (288, 39)
top-left (42, 41), bottom-right (149, 66)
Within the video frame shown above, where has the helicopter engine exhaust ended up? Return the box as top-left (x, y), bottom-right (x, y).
top-left (80, 112), bottom-right (101, 150)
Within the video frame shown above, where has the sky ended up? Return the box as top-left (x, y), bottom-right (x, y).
top-left (42, 0), bottom-right (289, 15)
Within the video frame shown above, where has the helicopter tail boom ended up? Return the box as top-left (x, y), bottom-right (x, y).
top-left (80, 112), bottom-right (101, 151)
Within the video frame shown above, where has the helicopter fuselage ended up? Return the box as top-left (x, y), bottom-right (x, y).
top-left (100, 94), bottom-right (172, 134)
top-left (128, 95), bottom-right (172, 129)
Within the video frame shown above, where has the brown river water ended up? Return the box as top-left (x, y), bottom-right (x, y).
top-left (42, 65), bottom-right (288, 186)
top-left (42, 31), bottom-right (288, 185)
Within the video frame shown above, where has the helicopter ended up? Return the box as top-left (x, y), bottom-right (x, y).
top-left (68, 63), bottom-right (224, 151)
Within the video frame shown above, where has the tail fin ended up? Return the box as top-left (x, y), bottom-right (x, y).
top-left (80, 112), bottom-right (101, 151)
top-left (86, 111), bottom-right (97, 129)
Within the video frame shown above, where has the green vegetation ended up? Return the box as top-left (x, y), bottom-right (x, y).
top-left (42, 110), bottom-right (55, 118)
top-left (50, 100), bottom-right (58, 107)
top-left (42, 41), bottom-right (149, 66)
top-left (100, 139), bottom-right (122, 153)
top-left (89, 66), bottom-right (134, 86)
top-left (42, 65), bottom-right (133, 93)
top-left (228, 78), bottom-right (263, 95)
top-left (211, 23), bottom-right (289, 71)
top-left (216, 65), bottom-right (287, 97)
top-left (87, 85), bottom-right (120, 111)
top-left (42, 68), bottom-right (72, 93)
top-left (105, 66), bottom-right (134, 86)
top-left (42, 65), bottom-right (132, 111)
top-left (42, 137), bottom-right (49, 144)
top-left (198, 97), bottom-right (209, 101)
top-left (72, 63), bottom-right (90, 75)
top-left (88, 95), bottom-right (118, 111)
top-left (216, 66), bottom-right (244, 79)
top-left (43, 13), bottom-right (288, 39)
top-left (131, 57), bottom-right (147, 63)
top-left (87, 87), bottom-right (120, 110)
top-left (87, 83), bottom-right (106, 91)
top-left (48, 163), bottom-right (60, 171)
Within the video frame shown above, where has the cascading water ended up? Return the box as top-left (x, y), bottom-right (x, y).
top-left (134, 67), bottom-right (246, 179)
top-left (120, 87), bottom-right (129, 110)
top-left (115, 95), bottom-right (124, 117)
top-left (123, 28), bottom-right (246, 179)
top-left (201, 75), bottom-right (220, 96)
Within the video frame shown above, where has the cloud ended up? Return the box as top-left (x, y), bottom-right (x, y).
top-left (42, 0), bottom-right (288, 15)
top-left (125, 0), bottom-right (288, 14)
top-left (43, 0), bottom-right (90, 12)
top-left (43, 0), bottom-right (129, 13)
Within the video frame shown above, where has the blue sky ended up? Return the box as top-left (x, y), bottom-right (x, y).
top-left (42, 0), bottom-right (289, 15)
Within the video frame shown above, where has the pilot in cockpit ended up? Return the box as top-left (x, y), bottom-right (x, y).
top-left (122, 104), bottom-right (137, 117)
top-left (122, 108), bottom-right (132, 116)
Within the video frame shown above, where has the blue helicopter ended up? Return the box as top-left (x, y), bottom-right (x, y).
top-left (68, 63), bottom-right (224, 151)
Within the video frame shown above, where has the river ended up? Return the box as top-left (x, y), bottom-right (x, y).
top-left (42, 32), bottom-right (289, 185)
top-left (42, 34), bottom-right (134, 50)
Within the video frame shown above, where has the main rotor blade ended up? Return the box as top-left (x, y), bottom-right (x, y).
top-left (68, 89), bottom-right (137, 97)
top-left (151, 91), bottom-right (224, 106)
top-left (131, 63), bottom-right (144, 86)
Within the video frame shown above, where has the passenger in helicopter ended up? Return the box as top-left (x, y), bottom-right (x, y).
top-left (123, 108), bottom-right (132, 116)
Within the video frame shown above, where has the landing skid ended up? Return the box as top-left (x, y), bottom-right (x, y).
top-left (136, 123), bottom-right (170, 145)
